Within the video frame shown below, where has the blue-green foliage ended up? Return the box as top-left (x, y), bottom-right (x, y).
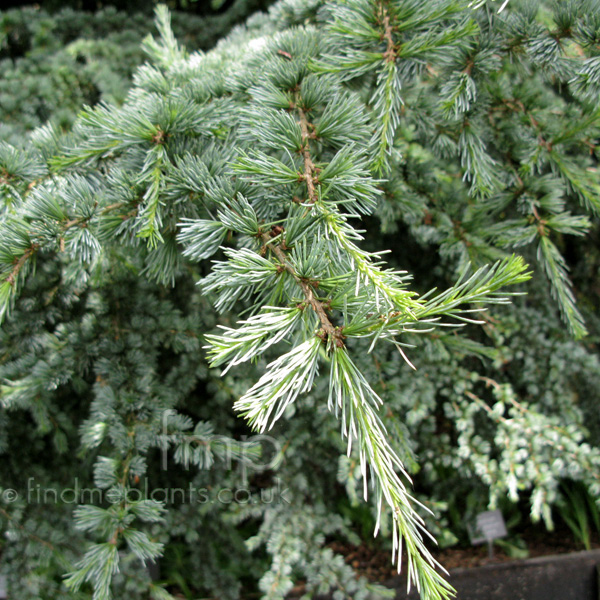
top-left (0, 1), bottom-right (599, 600)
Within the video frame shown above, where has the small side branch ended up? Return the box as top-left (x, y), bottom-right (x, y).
top-left (6, 245), bottom-right (38, 286)
top-left (297, 106), bottom-right (319, 204)
top-left (261, 232), bottom-right (344, 348)
top-left (382, 8), bottom-right (397, 63)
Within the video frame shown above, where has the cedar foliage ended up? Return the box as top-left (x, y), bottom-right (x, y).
top-left (0, 1), bottom-right (599, 599)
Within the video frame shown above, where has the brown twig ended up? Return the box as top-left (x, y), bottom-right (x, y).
top-left (6, 245), bottom-right (38, 286)
top-left (297, 106), bottom-right (319, 204)
top-left (382, 9), bottom-right (397, 63)
top-left (266, 53), bottom-right (343, 347)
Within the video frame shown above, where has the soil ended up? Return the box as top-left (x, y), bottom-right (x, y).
top-left (324, 521), bottom-right (600, 583)
top-left (171, 521), bottom-right (600, 598)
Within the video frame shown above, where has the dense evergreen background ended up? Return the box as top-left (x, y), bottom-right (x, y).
top-left (1, 0), bottom-right (274, 16)
top-left (0, 0), bottom-right (281, 144)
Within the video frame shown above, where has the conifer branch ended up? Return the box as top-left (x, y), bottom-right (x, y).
top-left (3, 4), bottom-right (598, 600)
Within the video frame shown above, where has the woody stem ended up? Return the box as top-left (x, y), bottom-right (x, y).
top-left (261, 232), bottom-right (342, 346)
